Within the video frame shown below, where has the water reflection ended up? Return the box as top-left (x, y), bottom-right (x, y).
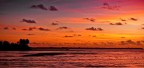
top-left (0, 49), bottom-right (144, 67)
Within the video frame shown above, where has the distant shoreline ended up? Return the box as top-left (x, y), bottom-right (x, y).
top-left (31, 47), bottom-right (143, 51)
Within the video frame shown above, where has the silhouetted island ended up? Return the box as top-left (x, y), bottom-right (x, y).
top-left (0, 39), bottom-right (31, 51)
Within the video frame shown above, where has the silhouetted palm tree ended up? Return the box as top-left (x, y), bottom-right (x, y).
top-left (0, 39), bottom-right (31, 51)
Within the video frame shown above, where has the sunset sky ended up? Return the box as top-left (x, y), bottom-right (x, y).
top-left (0, 0), bottom-right (144, 48)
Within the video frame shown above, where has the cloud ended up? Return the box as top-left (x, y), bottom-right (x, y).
top-left (86, 27), bottom-right (103, 31)
top-left (51, 22), bottom-right (58, 25)
top-left (57, 26), bottom-right (68, 30)
top-left (121, 37), bottom-right (125, 38)
top-left (31, 4), bottom-right (48, 10)
top-left (12, 27), bottom-right (16, 30)
top-left (27, 34), bottom-right (35, 35)
top-left (102, 2), bottom-right (120, 10)
top-left (142, 27), bottom-right (144, 29)
top-left (130, 18), bottom-right (137, 21)
top-left (120, 18), bottom-right (126, 21)
top-left (49, 6), bottom-right (58, 11)
top-left (84, 18), bottom-right (95, 22)
top-left (64, 35), bottom-right (73, 38)
top-left (21, 27), bottom-right (37, 31)
top-left (109, 22), bottom-right (123, 25)
top-left (29, 27), bottom-right (37, 31)
top-left (22, 19), bottom-right (36, 23)
top-left (31, 4), bottom-right (58, 11)
top-left (73, 34), bottom-right (82, 37)
top-left (120, 40), bottom-right (135, 45)
top-left (3, 27), bottom-right (8, 30)
top-left (21, 27), bottom-right (36, 31)
top-left (38, 27), bottom-right (50, 31)
top-left (22, 28), bottom-right (27, 31)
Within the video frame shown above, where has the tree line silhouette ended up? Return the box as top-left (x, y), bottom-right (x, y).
top-left (0, 39), bottom-right (31, 51)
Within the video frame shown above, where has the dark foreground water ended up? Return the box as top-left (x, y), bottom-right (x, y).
top-left (0, 49), bottom-right (144, 68)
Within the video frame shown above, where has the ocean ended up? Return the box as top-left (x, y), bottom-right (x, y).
top-left (0, 49), bottom-right (144, 68)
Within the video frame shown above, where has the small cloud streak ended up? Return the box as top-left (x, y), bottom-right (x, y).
top-left (38, 27), bottom-right (50, 31)
top-left (102, 2), bottom-right (120, 10)
top-left (22, 19), bottom-right (36, 23)
top-left (12, 27), bottom-right (16, 30)
top-left (27, 34), bottom-right (35, 35)
top-left (51, 22), bottom-right (58, 25)
top-left (64, 35), bottom-right (73, 38)
top-left (57, 26), bottom-right (68, 30)
top-left (130, 18), bottom-right (138, 21)
top-left (120, 18), bottom-right (126, 21)
top-left (22, 27), bottom-right (36, 31)
top-left (109, 22), bottom-right (123, 25)
top-left (86, 27), bottom-right (103, 31)
top-left (84, 18), bottom-right (95, 22)
top-left (120, 40), bottom-right (142, 45)
top-left (49, 6), bottom-right (58, 11)
top-left (31, 4), bottom-right (48, 10)
top-left (31, 4), bottom-right (58, 11)
top-left (3, 27), bottom-right (8, 30)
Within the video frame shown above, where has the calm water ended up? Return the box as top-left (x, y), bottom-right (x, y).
top-left (0, 49), bottom-right (144, 68)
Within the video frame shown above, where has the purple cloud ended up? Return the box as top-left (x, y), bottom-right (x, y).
top-left (102, 2), bottom-right (120, 10)
top-left (31, 4), bottom-right (48, 10)
top-left (22, 19), bottom-right (36, 23)
top-left (49, 6), bottom-right (58, 11)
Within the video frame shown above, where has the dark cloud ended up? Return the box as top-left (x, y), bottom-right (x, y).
top-left (130, 18), bottom-right (137, 21)
top-left (97, 28), bottom-right (103, 31)
top-left (126, 40), bottom-right (135, 44)
top-left (142, 27), bottom-right (144, 29)
top-left (12, 27), bottom-right (16, 30)
top-left (73, 34), bottom-right (82, 37)
top-left (31, 4), bottom-right (58, 11)
top-left (31, 4), bottom-right (48, 10)
top-left (64, 35), bottom-right (73, 38)
top-left (120, 40), bottom-right (139, 45)
top-left (3, 27), bottom-right (8, 30)
top-left (121, 37), bottom-right (125, 38)
top-left (102, 2), bottom-right (120, 10)
top-left (57, 26), bottom-right (68, 30)
top-left (22, 28), bottom-right (27, 31)
top-left (49, 6), bottom-right (58, 11)
top-left (84, 18), bottom-right (95, 22)
top-left (109, 22), bottom-right (123, 25)
top-left (22, 19), bottom-right (36, 23)
top-left (38, 27), bottom-right (50, 31)
top-left (29, 27), bottom-right (36, 31)
top-left (51, 22), bottom-right (58, 25)
top-left (120, 18), bottom-right (126, 21)
top-left (27, 34), bottom-right (35, 35)
top-left (22, 27), bottom-right (36, 31)
top-left (86, 27), bottom-right (103, 31)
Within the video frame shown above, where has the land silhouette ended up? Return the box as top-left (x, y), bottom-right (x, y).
top-left (0, 39), bottom-right (31, 51)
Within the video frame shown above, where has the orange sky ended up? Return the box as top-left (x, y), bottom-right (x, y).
top-left (0, 0), bottom-right (144, 48)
